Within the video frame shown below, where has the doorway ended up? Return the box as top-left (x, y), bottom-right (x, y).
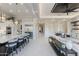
top-left (38, 24), bottom-right (45, 37)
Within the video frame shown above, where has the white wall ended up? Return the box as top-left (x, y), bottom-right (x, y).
top-left (22, 18), bottom-right (33, 35)
top-left (0, 20), bottom-right (19, 36)
top-left (66, 21), bottom-right (72, 34)
top-left (22, 18), bottom-right (37, 40)
top-left (22, 18), bottom-right (71, 39)
top-left (37, 20), bottom-right (68, 38)
top-left (44, 20), bottom-right (68, 38)
top-left (0, 22), bottom-right (6, 35)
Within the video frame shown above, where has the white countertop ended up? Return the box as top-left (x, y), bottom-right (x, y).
top-left (0, 33), bottom-right (30, 44)
top-left (0, 34), bottom-right (24, 44)
top-left (51, 35), bottom-right (79, 55)
top-left (52, 35), bottom-right (69, 44)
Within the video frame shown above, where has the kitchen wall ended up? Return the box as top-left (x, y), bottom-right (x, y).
top-left (22, 18), bottom-right (33, 35)
top-left (22, 18), bottom-right (37, 40)
top-left (45, 20), bottom-right (68, 38)
top-left (0, 19), bottom-right (21, 36)
top-left (22, 18), bottom-right (71, 39)
top-left (37, 19), bottom-right (70, 38)
top-left (0, 22), bottom-right (6, 35)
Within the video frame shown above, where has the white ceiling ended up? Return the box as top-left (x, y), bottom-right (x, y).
top-left (39, 3), bottom-right (79, 19)
top-left (0, 3), bottom-right (39, 20)
top-left (0, 3), bottom-right (79, 20)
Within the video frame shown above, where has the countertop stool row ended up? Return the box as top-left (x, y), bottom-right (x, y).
top-left (0, 35), bottom-right (30, 56)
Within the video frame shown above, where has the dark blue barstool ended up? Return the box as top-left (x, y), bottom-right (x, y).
top-left (17, 37), bottom-right (25, 51)
top-left (5, 38), bottom-right (18, 56)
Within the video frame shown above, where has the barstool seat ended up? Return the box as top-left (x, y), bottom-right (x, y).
top-left (5, 38), bottom-right (18, 56)
top-left (18, 39), bottom-right (23, 42)
top-left (6, 43), bottom-right (17, 47)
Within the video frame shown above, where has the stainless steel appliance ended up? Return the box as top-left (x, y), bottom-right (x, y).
top-left (6, 27), bottom-right (11, 34)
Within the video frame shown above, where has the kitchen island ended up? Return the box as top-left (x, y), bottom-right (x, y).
top-left (0, 34), bottom-right (24, 44)
top-left (49, 35), bottom-right (79, 56)
top-left (0, 34), bottom-right (29, 56)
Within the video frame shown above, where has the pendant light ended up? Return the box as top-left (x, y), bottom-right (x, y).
top-left (0, 10), bottom-right (4, 23)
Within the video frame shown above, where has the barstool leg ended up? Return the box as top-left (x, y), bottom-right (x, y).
top-left (12, 48), bottom-right (14, 56)
top-left (15, 46), bottom-right (18, 54)
top-left (28, 39), bottom-right (29, 43)
top-left (19, 46), bottom-right (21, 51)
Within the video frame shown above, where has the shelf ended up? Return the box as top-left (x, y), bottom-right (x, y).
top-left (71, 21), bottom-right (79, 23)
top-left (73, 25), bottom-right (79, 26)
top-left (72, 28), bottom-right (79, 30)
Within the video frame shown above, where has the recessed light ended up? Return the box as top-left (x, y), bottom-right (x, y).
top-left (20, 3), bottom-right (24, 5)
top-left (2, 16), bottom-right (6, 20)
top-left (9, 9), bottom-right (13, 13)
top-left (17, 10), bottom-right (21, 13)
top-left (15, 21), bottom-right (18, 25)
top-left (35, 10), bottom-right (38, 13)
top-left (8, 3), bottom-right (12, 5)
top-left (25, 9), bottom-right (28, 13)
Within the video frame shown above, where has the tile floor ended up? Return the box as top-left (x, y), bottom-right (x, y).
top-left (14, 35), bottom-right (57, 56)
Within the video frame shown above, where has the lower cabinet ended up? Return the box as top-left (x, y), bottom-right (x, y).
top-left (25, 32), bottom-right (33, 39)
top-left (48, 37), bottom-right (77, 56)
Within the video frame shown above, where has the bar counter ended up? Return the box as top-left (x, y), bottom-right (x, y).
top-left (0, 34), bottom-right (28, 44)
top-left (49, 35), bottom-right (79, 55)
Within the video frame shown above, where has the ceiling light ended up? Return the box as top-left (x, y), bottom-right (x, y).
top-left (9, 9), bottom-right (13, 13)
top-left (63, 19), bottom-right (66, 21)
top-left (2, 17), bottom-right (6, 20)
top-left (20, 3), bottom-right (24, 5)
top-left (25, 10), bottom-right (29, 13)
top-left (17, 10), bottom-right (21, 13)
top-left (8, 3), bottom-right (12, 5)
top-left (0, 16), bottom-right (6, 22)
top-left (35, 10), bottom-right (38, 13)
top-left (15, 21), bottom-right (18, 25)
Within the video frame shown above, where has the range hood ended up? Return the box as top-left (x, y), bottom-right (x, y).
top-left (51, 3), bottom-right (79, 15)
